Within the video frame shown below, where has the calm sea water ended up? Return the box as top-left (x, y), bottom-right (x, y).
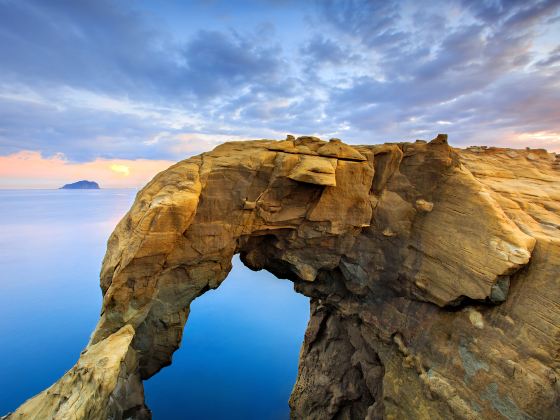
top-left (0, 189), bottom-right (309, 419)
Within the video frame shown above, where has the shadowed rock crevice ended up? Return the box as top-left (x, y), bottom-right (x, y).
top-left (8, 135), bottom-right (560, 419)
top-left (289, 301), bottom-right (384, 420)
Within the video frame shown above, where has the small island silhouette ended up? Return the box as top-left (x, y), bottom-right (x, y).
top-left (60, 180), bottom-right (100, 190)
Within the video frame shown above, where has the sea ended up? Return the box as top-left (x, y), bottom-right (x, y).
top-left (0, 189), bottom-right (309, 419)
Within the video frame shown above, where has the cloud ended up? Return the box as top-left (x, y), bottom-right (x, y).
top-left (536, 45), bottom-right (560, 67)
top-left (0, 0), bottom-right (308, 161)
top-left (300, 36), bottom-right (359, 66)
top-left (181, 30), bottom-right (285, 98)
top-left (0, 0), bottom-right (179, 99)
top-left (318, 0), bottom-right (402, 49)
top-left (110, 164), bottom-right (130, 176)
top-left (0, 0), bottom-right (290, 102)
top-left (0, 0), bottom-right (559, 175)
top-left (506, 130), bottom-right (560, 150)
top-left (311, 0), bottom-right (560, 146)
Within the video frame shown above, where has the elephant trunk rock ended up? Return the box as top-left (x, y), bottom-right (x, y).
top-left (9, 136), bottom-right (560, 419)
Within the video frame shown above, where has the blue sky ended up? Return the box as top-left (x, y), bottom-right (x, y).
top-left (0, 0), bottom-right (559, 168)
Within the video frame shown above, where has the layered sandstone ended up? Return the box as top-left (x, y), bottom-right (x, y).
top-left (7, 135), bottom-right (560, 419)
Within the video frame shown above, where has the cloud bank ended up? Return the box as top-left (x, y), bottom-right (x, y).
top-left (0, 0), bottom-right (558, 183)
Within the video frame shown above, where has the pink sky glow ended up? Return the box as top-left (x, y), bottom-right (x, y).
top-left (0, 151), bottom-right (175, 189)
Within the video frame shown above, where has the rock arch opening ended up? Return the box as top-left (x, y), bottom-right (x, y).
top-left (143, 255), bottom-right (310, 419)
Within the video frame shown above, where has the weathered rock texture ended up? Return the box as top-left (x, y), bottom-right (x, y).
top-left (8, 135), bottom-right (560, 419)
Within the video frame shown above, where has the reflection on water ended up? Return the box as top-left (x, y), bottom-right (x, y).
top-left (0, 189), bottom-right (309, 419)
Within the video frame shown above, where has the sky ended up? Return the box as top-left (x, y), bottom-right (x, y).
top-left (0, 0), bottom-right (559, 188)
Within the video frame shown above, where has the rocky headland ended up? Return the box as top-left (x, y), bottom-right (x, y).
top-left (7, 135), bottom-right (559, 419)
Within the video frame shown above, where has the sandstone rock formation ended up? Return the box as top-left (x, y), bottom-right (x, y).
top-left (7, 135), bottom-right (560, 419)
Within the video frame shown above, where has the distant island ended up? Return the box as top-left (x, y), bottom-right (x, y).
top-left (60, 180), bottom-right (100, 189)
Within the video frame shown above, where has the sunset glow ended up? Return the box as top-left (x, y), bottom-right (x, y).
top-left (110, 164), bottom-right (131, 177)
top-left (0, 151), bottom-right (173, 189)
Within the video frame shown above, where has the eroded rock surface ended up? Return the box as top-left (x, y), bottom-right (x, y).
top-left (8, 135), bottom-right (560, 419)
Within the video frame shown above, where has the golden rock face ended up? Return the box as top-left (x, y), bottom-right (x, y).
top-left (9, 136), bottom-right (560, 420)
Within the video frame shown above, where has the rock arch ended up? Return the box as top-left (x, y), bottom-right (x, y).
top-left (9, 136), bottom-right (560, 419)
